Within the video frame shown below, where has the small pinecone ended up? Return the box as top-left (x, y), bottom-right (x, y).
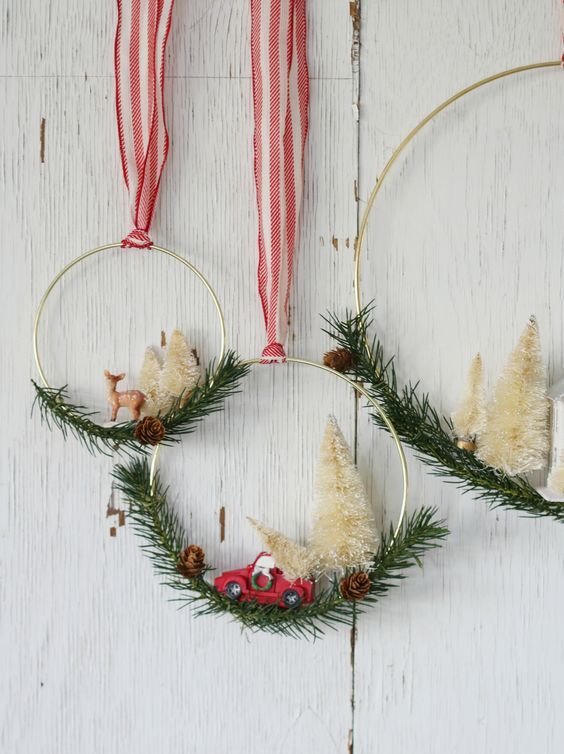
top-left (134, 416), bottom-right (166, 445)
top-left (323, 347), bottom-right (355, 373)
top-left (177, 545), bottom-right (206, 579)
top-left (340, 571), bottom-right (371, 601)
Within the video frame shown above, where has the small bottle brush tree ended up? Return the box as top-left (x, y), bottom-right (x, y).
top-left (310, 416), bottom-right (378, 573)
top-left (160, 329), bottom-right (201, 410)
top-left (477, 317), bottom-right (549, 476)
top-left (451, 354), bottom-right (486, 451)
top-left (138, 347), bottom-right (163, 416)
top-left (138, 330), bottom-right (201, 415)
top-left (247, 518), bottom-right (313, 580)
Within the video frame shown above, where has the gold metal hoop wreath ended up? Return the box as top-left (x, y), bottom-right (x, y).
top-left (126, 354), bottom-right (423, 639)
top-left (33, 242), bottom-right (227, 389)
top-left (150, 356), bottom-right (410, 539)
top-left (31, 242), bottom-right (230, 454)
top-left (354, 60), bottom-right (562, 315)
top-left (334, 60), bottom-right (564, 530)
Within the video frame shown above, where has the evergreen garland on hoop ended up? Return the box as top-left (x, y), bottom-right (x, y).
top-left (113, 458), bottom-right (448, 640)
top-left (324, 307), bottom-right (564, 523)
top-left (32, 352), bottom-right (249, 456)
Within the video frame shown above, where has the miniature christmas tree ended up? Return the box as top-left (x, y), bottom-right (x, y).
top-left (138, 347), bottom-right (163, 416)
top-left (310, 416), bottom-right (378, 573)
top-left (247, 518), bottom-right (314, 580)
top-left (451, 354), bottom-right (486, 451)
top-left (160, 329), bottom-right (201, 410)
top-left (477, 317), bottom-right (549, 475)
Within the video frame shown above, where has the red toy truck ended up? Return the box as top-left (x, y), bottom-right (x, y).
top-left (214, 552), bottom-right (315, 608)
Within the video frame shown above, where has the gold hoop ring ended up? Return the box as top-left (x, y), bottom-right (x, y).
top-left (150, 356), bottom-right (409, 541)
top-left (354, 60), bottom-right (562, 321)
top-left (33, 243), bottom-right (227, 390)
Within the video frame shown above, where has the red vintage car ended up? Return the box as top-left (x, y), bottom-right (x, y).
top-left (214, 552), bottom-right (315, 608)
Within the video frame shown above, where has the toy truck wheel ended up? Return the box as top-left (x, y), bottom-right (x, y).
top-left (282, 588), bottom-right (301, 608)
top-left (224, 581), bottom-right (242, 600)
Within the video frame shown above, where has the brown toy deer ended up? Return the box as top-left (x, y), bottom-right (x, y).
top-left (104, 370), bottom-right (146, 422)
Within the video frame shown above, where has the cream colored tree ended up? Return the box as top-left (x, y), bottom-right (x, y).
top-left (310, 416), bottom-right (378, 573)
top-left (247, 518), bottom-right (314, 580)
top-left (451, 353), bottom-right (486, 451)
top-left (137, 330), bottom-right (202, 415)
top-left (159, 329), bottom-right (201, 411)
top-left (477, 317), bottom-right (549, 475)
top-left (138, 347), bottom-right (163, 416)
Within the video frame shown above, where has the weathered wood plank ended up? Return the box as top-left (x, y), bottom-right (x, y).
top-left (353, 2), bottom-right (564, 752)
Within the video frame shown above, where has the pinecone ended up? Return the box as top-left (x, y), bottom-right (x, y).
top-left (340, 571), bottom-right (371, 601)
top-left (177, 545), bottom-right (205, 579)
top-left (134, 416), bottom-right (166, 445)
top-left (323, 347), bottom-right (355, 373)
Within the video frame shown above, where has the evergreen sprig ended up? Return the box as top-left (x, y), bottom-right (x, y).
top-left (32, 351), bottom-right (249, 456)
top-left (324, 306), bottom-right (564, 523)
top-left (113, 457), bottom-right (448, 640)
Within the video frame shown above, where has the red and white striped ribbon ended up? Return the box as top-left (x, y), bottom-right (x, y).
top-left (115, 0), bottom-right (175, 249)
top-left (251, 0), bottom-right (309, 362)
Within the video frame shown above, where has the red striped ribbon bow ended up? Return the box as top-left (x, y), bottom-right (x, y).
top-left (115, 0), bottom-right (175, 249)
top-left (251, 0), bottom-right (309, 362)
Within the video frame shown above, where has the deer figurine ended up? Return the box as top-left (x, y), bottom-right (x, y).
top-left (104, 370), bottom-right (146, 422)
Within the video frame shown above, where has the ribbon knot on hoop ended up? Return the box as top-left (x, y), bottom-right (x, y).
top-left (260, 342), bottom-right (287, 363)
top-left (121, 228), bottom-right (153, 249)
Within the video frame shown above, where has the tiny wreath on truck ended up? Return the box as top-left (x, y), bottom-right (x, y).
top-left (215, 553), bottom-right (315, 609)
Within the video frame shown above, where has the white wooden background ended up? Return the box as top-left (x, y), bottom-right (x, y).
top-left (2, 2), bottom-right (564, 752)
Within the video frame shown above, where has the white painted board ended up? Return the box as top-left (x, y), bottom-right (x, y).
top-left (1, 2), bottom-right (564, 753)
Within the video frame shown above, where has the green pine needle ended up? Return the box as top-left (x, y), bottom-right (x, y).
top-left (113, 457), bottom-right (448, 640)
top-left (32, 351), bottom-right (250, 456)
top-left (323, 306), bottom-right (564, 523)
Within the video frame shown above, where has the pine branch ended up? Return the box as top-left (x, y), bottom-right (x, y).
top-left (113, 457), bottom-right (448, 639)
top-left (323, 307), bottom-right (564, 523)
top-left (160, 352), bottom-right (250, 439)
top-left (31, 382), bottom-right (139, 455)
top-left (32, 351), bottom-right (250, 456)
top-left (369, 506), bottom-right (448, 599)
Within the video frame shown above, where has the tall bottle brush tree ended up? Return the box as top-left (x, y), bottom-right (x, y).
top-left (310, 416), bottom-right (379, 573)
top-left (477, 317), bottom-right (549, 476)
top-left (248, 416), bottom-right (379, 578)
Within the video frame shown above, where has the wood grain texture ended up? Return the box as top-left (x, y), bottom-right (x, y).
top-left (1, 1), bottom-right (563, 753)
top-left (354, 2), bottom-right (564, 753)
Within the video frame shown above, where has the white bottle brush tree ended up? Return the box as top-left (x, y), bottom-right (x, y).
top-left (310, 416), bottom-right (378, 573)
top-left (138, 346), bottom-right (163, 416)
top-left (160, 329), bottom-right (201, 410)
top-left (451, 354), bottom-right (486, 451)
top-left (477, 317), bottom-right (549, 476)
top-left (248, 416), bottom-right (379, 579)
top-left (138, 330), bottom-right (201, 416)
top-left (247, 518), bottom-right (313, 581)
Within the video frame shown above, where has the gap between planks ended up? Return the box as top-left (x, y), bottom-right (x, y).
top-left (349, 2), bottom-right (362, 753)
